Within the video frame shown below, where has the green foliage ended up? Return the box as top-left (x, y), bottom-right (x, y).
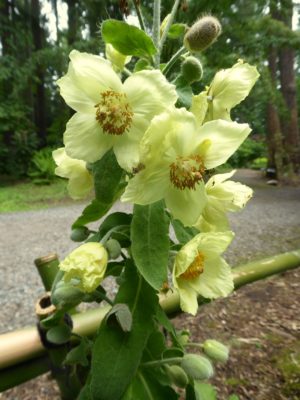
top-left (90, 263), bottom-right (159, 400)
top-left (101, 19), bottom-right (157, 59)
top-left (28, 147), bottom-right (56, 184)
top-left (227, 138), bottom-right (266, 168)
top-left (131, 202), bottom-right (170, 290)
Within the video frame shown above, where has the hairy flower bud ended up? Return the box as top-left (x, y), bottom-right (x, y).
top-left (165, 365), bottom-right (189, 388)
top-left (51, 280), bottom-right (85, 308)
top-left (105, 238), bottom-right (122, 260)
top-left (184, 16), bottom-right (221, 53)
top-left (203, 339), bottom-right (229, 363)
top-left (181, 354), bottom-right (214, 380)
top-left (70, 227), bottom-right (90, 242)
top-left (181, 56), bottom-right (203, 83)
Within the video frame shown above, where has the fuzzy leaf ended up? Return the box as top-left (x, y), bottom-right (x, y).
top-left (102, 20), bottom-right (156, 58)
top-left (131, 201), bottom-right (170, 290)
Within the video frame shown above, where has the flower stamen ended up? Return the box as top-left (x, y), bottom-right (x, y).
top-left (180, 252), bottom-right (205, 280)
top-left (170, 155), bottom-right (205, 190)
top-left (95, 90), bottom-right (133, 135)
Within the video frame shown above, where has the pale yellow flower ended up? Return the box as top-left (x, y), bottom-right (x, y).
top-left (57, 50), bottom-right (177, 171)
top-left (196, 170), bottom-right (253, 232)
top-left (53, 147), bottom-right (93, 200)
top-left (59, 242), bottom-right (108, 293)
top-left (173, 231), bottom-right (234, 315)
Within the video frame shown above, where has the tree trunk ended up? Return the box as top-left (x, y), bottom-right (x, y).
top-left (31, 0), bottom-right (47, 147)
top-left (66, 0), bottom-right (80, 45)
top-left (278, 0), bottom-right (300, 171)
top-left (266, 46), bottom-right (284, 180)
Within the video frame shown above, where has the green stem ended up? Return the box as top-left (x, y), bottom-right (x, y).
top-left (152, 0), bottom-right (161, 67)
top-left (159, 0), bottom-right (181, 53)
top-left (162, 46), bottom-right (187, 76)
top-left (184, 342), bottom-right (203, 349)
top-left (141, 357), bottom-right (182, 368)
top-left (123, 67), bottom-right (132, 76)
top-left (132, 0), bottom-right (146, 32)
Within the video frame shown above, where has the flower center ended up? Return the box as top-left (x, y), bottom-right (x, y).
top-left (180, 252), bottom-right (205, 280)
top-left (95, 90), bottom-right (133, 135)
top-left (169, 155), bottom-right (205, 190)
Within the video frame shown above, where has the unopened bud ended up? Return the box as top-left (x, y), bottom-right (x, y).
top-left (70, 227), bottom-right (89, 242)
top-left (181, 354), bottom-right (214, 380)
top-left (184, 16), bottom-right (221, 53)
top-left (165, 365), bottom-right (189, 388)
top-left (203, 339), bottom-right (229, 363)
top-left (51, 280), bottom-right (84, 308)
top-left (181, 56), bottom-right (203, 83)
top-left (105, 238), bottom-right (122, 260)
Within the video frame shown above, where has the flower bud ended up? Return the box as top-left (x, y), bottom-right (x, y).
top-left (105, 238), bottom-right (122, 260)
top-left (181, 354), bottom-right (214, 380)
top-left (51, 280), bottom-right (85, 308)
top-left (165, 365), bottom-right (189, 388)
top-left (181, 56), bottom-right (203, 83)
top-left (70, 227), bottom-right (90, 242)
top-left (105, 43), bottom-right (131, 72)
top-left (59, 242), bottom-right (108, 293)
top-left (203, 339), bottom-right (229, 363)
top-left (184, 16), bottom-right (221, 53)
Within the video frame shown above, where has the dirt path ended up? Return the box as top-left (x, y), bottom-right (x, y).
top-left (0, 169), bottom-right (300, 399)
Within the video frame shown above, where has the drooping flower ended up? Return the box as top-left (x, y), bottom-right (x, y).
top-left (192, 60), bottom-right (259, 123)
top-left (105, 43), bottom-right (131, 72)
top-left (121, 108), bottom-right (251, 226)
top-left (195, 170), bottom-right (253, 232)
top-left (57, 50), bottom-right (178, 171)
top-left (52, 147), bottom-right (93, 200)
top-left (59, 242), bottom-right (108, 293)
top-left (172, 231), bottom-right (234, 315)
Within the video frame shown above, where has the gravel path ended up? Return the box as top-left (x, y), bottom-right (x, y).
top-left (0, 169), bottom-right (300, 334)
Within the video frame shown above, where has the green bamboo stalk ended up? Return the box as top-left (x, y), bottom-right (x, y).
top-left (34, 254), bottom-right (59, 291)
top-left (0, 356), bottom-right (50, 392)
top-left (0, 249), bottom-right (299, 391)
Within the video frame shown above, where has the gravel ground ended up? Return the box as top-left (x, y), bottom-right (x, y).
top-left (0, 169), bottom-right (300, 399)
top-left (0, 169), bottom-right (299, 334)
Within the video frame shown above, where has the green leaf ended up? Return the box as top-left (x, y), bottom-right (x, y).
top-left (131, 201), bottom-right (170, 290)
top-left (72, 151), bottom-right (124, 228)
top-left (172, 219), bottom-right (199, 244)
top-left (173, 75), bottom-right (193, 108)
top-left (168, 23), bottom-right (187, 39)
top-left (104, 262), bottom-right (124, 278)
top-left (228, 396), bottom-right (240, 400)
top-left (134, 59), bottom-right (152, 72)
top-left (65, 338), bottom-right (91, 367)
top-left (123, 371), bottom-right (179, 400)
top-left (46, 324), bottom-right (72, 345)
top-left (102, 19), bottom-right (157, 59)
top-left (92, 150), bottom-right (124, 204)
top-left (106, 303), bottom-right (132, 332)
top-left (98, 212), bottom-right (132, 238)
top-left (72, 199), bottom-right (110, 229)
top-left (90, 263), bottom-right (158, 400)
top-left (194, 382), bottom-right (217, 400)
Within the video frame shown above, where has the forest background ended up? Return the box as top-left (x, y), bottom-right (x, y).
top-left (0, 0), bottom-right (300, 185)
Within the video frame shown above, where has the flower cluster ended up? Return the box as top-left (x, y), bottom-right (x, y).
top-left (54, 47), bottom-right (259, 314)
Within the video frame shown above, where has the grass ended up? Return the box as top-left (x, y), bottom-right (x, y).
top-left (0, 179), bottom-right (74, 212)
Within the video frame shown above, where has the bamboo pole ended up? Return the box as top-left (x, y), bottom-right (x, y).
top-left (34, 254), bottom-right (59, 291)
top-left (0, 249), bottom-right (299, 391)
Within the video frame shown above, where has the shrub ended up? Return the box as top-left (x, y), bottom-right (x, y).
top-left (28, 147), bottom-right (56, 184)
top-left (227, 138), bottom-right (266, 168)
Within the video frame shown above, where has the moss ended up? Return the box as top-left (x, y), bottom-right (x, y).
top-left (225, 377), bottom-right (249, 387)
top-left (275, 340), bottom-right (300, 397)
